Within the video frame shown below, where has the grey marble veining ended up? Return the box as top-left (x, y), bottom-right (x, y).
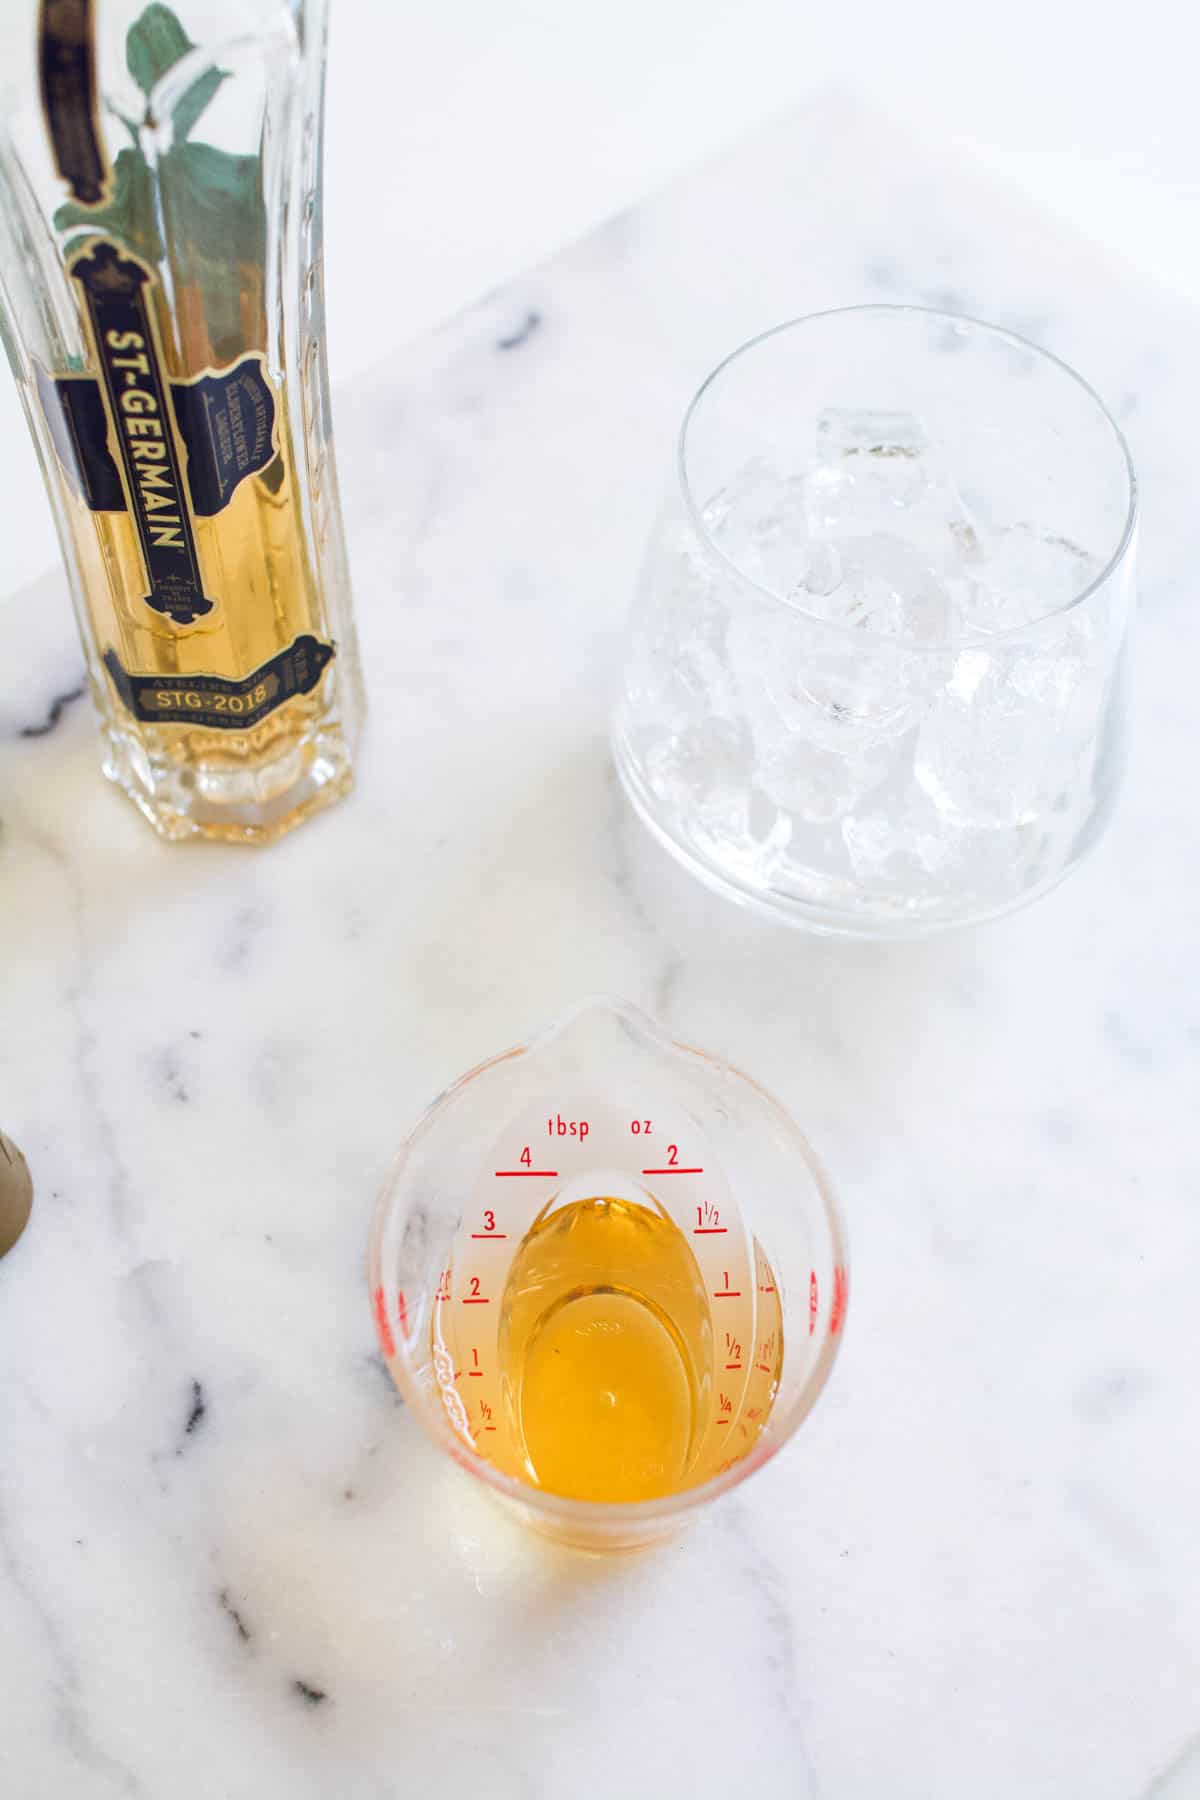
top-left (1, 97), bottom-right (1197, 1799)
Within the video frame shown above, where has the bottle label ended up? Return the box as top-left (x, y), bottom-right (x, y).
top-left (102, 637), bottom-right (335, 730)
top-left (38, 3), bottom-right (339, 736)
top-left (67, 241), bottom-right (218, 625)
top-left (36, 352), bottom-right (279, 519)
top-left (38, 0), bottom-right (108, 205)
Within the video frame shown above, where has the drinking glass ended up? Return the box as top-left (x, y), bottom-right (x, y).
top-left (614, 307), bottom-right (1137, 935)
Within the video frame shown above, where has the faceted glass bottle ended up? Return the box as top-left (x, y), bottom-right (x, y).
top-left (0, 0), bottom-right (364, 842)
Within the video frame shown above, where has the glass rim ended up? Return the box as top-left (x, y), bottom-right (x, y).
top-left (366, 1010), bottom-right (850, 1535)
top-left (676, 303), bottom-right (1139, 652)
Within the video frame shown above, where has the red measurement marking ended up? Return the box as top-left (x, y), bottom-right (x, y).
top-left (484, 1425), bottom-right (497, 1432)
top-left (715, 1419), bottom-right (729, 1426)
top-left (809, 1269), bottom-right (819, 1337)
top-left (396, 1289), bottom-right (409, 1339)
top-left (724, 1362), bottom-right (743, 1370)
top-left (494, 1169), bottom-right (558, 1178)
top-left (756, 1362), bottom-right (771, 1373)
top-left (373, 1285), bottom-right (396, 1358)
top-left (713, 1288), bottom-right (741, 1298)
top-left (467, 1370), bottom-right (483, 1377)
top-left (692, 1227), bottom-right (728, 1235)
top-left (462, 1297), bottom-right (490, 1305)
top-left (470, 1232), bottom-right (508, 1239)
top-left (830, 1264), bottom-right (849, 1335)
top-left (758, 1284), bottom-right (777, 1294)
top-left (642, 1167), bottom-right (704, 1175)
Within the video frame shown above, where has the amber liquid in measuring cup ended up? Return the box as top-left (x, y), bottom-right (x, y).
top-left (499, 1195), bottom-right (709, 1501)
top-left (438, 1193), bottom-right (784, 1504)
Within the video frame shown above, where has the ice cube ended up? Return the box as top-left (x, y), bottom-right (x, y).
top-left (841, 795), bottom-right (1035, 909)
top-left (842, 810), bottom-right (956, 887)
top-left (809, 409), bottom-right (932, 525)
top-left (758, 729), bottom-right (902, 824)
top-left (961, 523), bottom-right (1101, 636)
top-left (627, 542), bottom-right (737, 737)
top-left (643, 715), bottom-right (793, 885)
top-left (792, 533), bottom-right (952, 645)
top-left (807, 408), bottom-right (982, 585)
top-left (724, 616), bottom-right (910, 823)
top-left (914, 620), bottom-right (1106, 830)
top-left (701, 460), bottom-right (810, 593)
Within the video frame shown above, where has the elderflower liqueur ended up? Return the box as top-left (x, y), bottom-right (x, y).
top-left (0, 1), bottom-right (364, 840)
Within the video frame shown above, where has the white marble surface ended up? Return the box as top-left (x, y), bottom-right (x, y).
top-left (1, 98), bottom-right (1198, 1799)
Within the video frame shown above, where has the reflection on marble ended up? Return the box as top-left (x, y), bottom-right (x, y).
top-left (0, 97), bottom-right (1197, 1799)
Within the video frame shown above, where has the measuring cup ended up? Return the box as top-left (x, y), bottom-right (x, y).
top-left (368, 999), bottom-right (848, 1550)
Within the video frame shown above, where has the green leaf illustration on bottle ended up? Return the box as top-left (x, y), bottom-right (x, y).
top-left (56, 144), bottom-right (165, 267)
top-left (124, 1), bottom-right (194, 94)
top-left (54, 3), bottom-right (266, 370)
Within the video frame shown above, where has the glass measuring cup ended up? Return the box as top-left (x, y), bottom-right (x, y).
top-left (368, 1000), bottom-right (848, 1550)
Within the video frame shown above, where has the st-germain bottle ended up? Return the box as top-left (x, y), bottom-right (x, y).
top-left (0, 0), bottom-right (365, 841)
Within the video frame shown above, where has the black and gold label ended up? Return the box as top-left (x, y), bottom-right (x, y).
top-left (37, 352), bottom-right (279, 518)
top-left (102, 637), bottom-right (335, 730)
top-left (69, 240), bottom-right (216, 625)
top-left (39, 0), bottom-right (108, 205)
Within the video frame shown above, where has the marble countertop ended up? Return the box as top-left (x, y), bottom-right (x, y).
top-left (2, 98), bottom-right (1198, 1799)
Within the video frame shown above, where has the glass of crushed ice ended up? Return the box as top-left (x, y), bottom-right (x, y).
top-left (613, 307), bottom-right (1138, 934)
